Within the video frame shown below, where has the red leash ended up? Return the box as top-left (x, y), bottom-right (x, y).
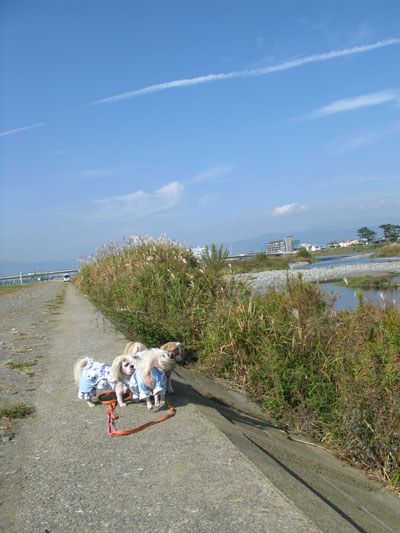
top-left (97, 392), bottom-right (175, 436)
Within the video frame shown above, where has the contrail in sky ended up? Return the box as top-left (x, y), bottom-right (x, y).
top-left (313, 89), bottom-right (399, 117)
top-left (92, 38), bottom-right (400, 105)
top-left (0, 122), bottom-right (45, 137)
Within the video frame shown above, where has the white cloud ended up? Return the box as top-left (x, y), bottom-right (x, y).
top-left (93, 181), bottom-right (184, 220)
top-left (272, 202), bottom-right (307, 216)
top-left (91, 38), bottom-right (400, 105)
top-left (190, 164), bottom-right (233, 183)
top-left (313, 90), bottom-right (399, 118)
top-left (0, 122), bottom-right (45, 137)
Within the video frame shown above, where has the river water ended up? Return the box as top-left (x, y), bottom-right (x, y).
top-left (308, 253), bottom-right (400, 310)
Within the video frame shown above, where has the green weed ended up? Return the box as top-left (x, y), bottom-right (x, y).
top-left (6, 361), bottom-right (37, 371)
top-left (0, 403), bottom-right (33, 418)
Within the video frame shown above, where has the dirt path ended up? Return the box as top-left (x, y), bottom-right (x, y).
top-left (0, 281), bottom-right (320, 532)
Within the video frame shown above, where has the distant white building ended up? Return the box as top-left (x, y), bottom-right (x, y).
top-left (192, 246), bottom-right (206, 259)
top-left (338, 239), bottom-right (359, 247)
top-left (266, 236), bottom-right (294, 254)
top-left (301, 243), bottom-right (321, 252)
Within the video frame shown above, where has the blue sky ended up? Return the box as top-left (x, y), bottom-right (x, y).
top-left (1, 0), bottom-right (399, 263)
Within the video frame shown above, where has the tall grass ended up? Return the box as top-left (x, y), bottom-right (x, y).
top-left (373, 243), bottom-right (400, 257)
top-left (77, 236), bottom-right (400, 490)
top-left (77, 237), bottom-right (243, 355)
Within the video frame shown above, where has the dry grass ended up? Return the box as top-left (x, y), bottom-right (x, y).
top-left (373, 243), bottom-right (400, 257)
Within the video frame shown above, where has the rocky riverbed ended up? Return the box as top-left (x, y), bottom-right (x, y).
top-left (233, 259), bottom-right (400, 295)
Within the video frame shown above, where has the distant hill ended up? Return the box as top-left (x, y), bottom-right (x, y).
top-left (0, 260), bottom-right (80, 277)
top-left (227, 233), bottom-right (282, 254)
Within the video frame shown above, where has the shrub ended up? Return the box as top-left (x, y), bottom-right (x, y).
top-left (297, 247), bottom-right (312, 259)
top-left (76, 236), bottom-right (243, 355)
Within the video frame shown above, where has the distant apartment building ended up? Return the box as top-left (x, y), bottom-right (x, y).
top-left (192, 246), bottom-right (206, 259)
top-left (266, 235), bottom-right (295, 254)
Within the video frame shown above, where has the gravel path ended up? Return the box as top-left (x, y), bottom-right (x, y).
top-left (233, 259), bottom-right (400, 294)
top-left (0, 281), bottom-right (319, 532)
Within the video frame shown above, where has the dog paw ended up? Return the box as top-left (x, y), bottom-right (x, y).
top-left (87, 401), bottom-right (96, 408)
top-left (119, 402), bottom-right (126, 407)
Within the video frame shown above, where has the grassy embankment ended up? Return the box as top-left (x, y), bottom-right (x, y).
top-left (336, 276), bottom-right (399, 290)
top-left (0, 284), bottom-right (30, 296)
top-left (76, 237), bottom-right (400, 492)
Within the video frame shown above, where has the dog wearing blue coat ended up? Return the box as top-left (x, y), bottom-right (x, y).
top-left (129, 348), bottom-right (175, 409)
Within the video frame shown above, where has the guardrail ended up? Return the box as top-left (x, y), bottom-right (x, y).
top-left (0, 269), bottom-right (79, 284)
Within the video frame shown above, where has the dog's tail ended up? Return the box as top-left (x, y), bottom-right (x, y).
top-left (135, 348), bottom-right (174, 388)
top-left (138, 349), bottom-right (160, 388)
top-left (123, 341), bottom-right (147, 355)
top-left (73, 357), bottom-right (91, 384)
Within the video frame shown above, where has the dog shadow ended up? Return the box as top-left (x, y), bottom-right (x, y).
top-left (169, 372), bottom-right (280, 432)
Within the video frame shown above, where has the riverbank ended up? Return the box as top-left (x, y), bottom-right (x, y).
top-left (233, 259), bottom-right (400, 294)
top-left (75, 237), bottom-right (400, 494)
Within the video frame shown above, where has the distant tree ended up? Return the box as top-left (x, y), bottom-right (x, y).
top-left (297, 247), bottom-right (311, 258)
top-left (379, 224), bottom-right (400, 242)
top-left (357, 227), bottom-right (376, 244)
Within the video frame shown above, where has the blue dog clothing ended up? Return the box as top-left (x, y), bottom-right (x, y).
top-left (129, 367), bottom-right (167, 400)
top-left (78, 359), bottom-right (130, 400)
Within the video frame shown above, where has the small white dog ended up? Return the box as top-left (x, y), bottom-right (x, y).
top-left (160, 342), bottom-right (183, 393)
top-left (73, 355), bottom-right (136, 408)
top-left (130, 348), bottom-right (175, 409)
top-left (123, 341), bottom-right (147, 355)
top-left (123, 340), bottom-right (183, 394)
